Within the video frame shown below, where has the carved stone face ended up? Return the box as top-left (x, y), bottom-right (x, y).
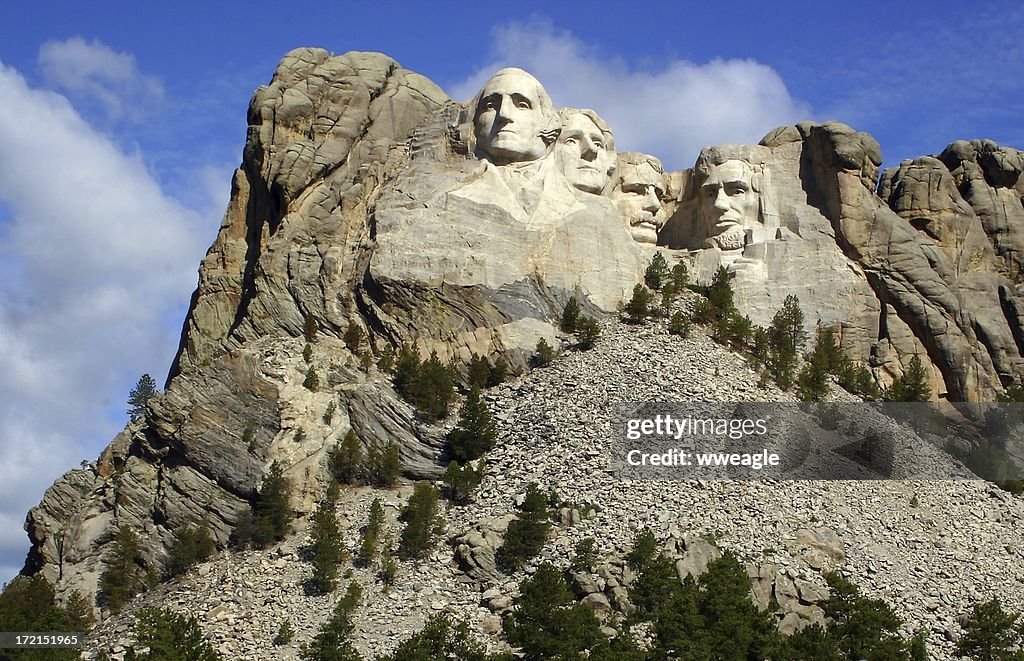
top-left (555, 112), bottom-right (614, 194)
top-left (700, 159), bottom-right (759, 250)
top-left (612, 158), bottom-right (667, 244)
top-left (473, 69), bottom-right (552, 163)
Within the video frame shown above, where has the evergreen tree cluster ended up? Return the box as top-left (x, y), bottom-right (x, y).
top-left (956, 597), bottom-right (1024, 660)
top-left (164, 521), bottom-right (216, 580)
top-left (496, 483), bottom-right (552, 572)
top-left (619, 528), bottom-right (926, 660)
top-left (380, 613), bottom-right (510, 661)
top-left (798, 326), bottom-right (881, 401)
top-left (233, 461), bottom-right (292, 549)
top-left (0, 575), bottom-right (93, 661)
top-left (127, 607), bottom-right (222, 660)
top-left (328, 430), bottom-right (402, 488)
top-left (467, 353), bottom-right (508, 389)
top-left (442, 460), bottom-right (483, 504)
top-left (392, 345), bottom-right (456, 420)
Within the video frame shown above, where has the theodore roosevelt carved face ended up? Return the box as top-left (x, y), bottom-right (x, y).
top-left (472, 68), bottom-right (558, 164)
top-left (612, 152), bottom-right (668, 244)
top-left (699, 159), bottom-right (760, 250)
top-left (554, 109), bottom-right (616, 194)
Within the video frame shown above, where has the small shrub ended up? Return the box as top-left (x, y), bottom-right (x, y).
top-left (165, 520), bottom-right (216, 579)
top-left (377, 344), bottom-right (395, 372)
top-left (956, 598), bottom-right (1023, 660)
top-left (487, 357), bottom-right (508, 387)
top-left (274, 619), bottom-right (295, 646)
top-left (303, 367), bottom-right (320, 392)
top-left (343, 324), bottom-right (363, 353)
top-left (324, 400), bottom-right (337, 425)
top-left (624, 284), bottom-right (651, 322)
top-left (303, 342), bottom-right (313, 364)
top-left (303, 313), bottom-right (318, 343)
top-left (442, 460), bottom-right (483, 504)
top-left (575, 315), bottom-right (600, 349)
top-left (467, 354), bottom-right (492, 389)
top-left (534, 338), bottom-right (556, 367)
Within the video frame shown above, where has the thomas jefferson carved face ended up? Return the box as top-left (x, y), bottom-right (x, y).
top-left (554, 111), bottom-right (615, 194)
top-left (612, 154), bottom-right (667, 244)
top-left (473, 68), bottom-right (555, 164)
top-left (700, 159), bottom-right (760, 250)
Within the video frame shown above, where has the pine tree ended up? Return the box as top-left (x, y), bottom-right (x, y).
top-left (343, 324), bottom-right (363, 353)
top-left (442, 460), bottom-right (482, 504)
top-left (767, 295), bottom-right (806, 390)
top-left (496, 483), bottom-right (551, 572)
top-left (887, 354), bottom-right (931, 402)
top-left (561, 295), bottom-right (581, 332)
top-left (670, 262), bottom-right (689, 291)
top-left (393, 343), bottom-right (421, 400)
top-left (467, 354), bottom-right (492, 389)
top-left (445, 386), bottom-right (498, 462)
top-left (309, 489), bottom-right (345, 594)
top-left (487, 357), bottom-right (508, 387)
top-left (668, 310), bottom-right (690, 337)
top-left (251, 461), bottom-right (291, 547)
top-left (823, 572), bottom-right (910, 659)
top-left (377, 344), bottom-right (395, 372)
top-left (127, 374), bottom-right (158, 422)
top-left (398, 483), bottom-right (443, 560)
top-left (303, 313), bottom-right (319, 343)
top-left (300, 582), bottom-right (363, 661)
top-left (575, 315), bottom-right (600, 349)
top-left (413, 350), bottom-right (455, 420)
top-left (303, 342), bottom-right (313, 364)
top-left (165, 520), bottom-right (216, 579)
top-left (357, 498), bottom-right (385, 566)
top-left (377, 441), bottom-right (402, 486)
top-left (303, 367), bottom-right (320, 392)
top-left (98, 525), bottom-right (148, 612)
top-left (624, 284), bottom-right (651, 322)
top-left (381, 613), bottom-right (500, 661)
top-left (533, 338), bottom-right (556, 366)
top-left (706, 266), bottom-right (735, 318)
top-left (504, 563), bottom-right (604, 659)
top-left (330, 430), bottom-right (363, 484)
top-left (274, 619), bottom-right (295, 646)
top-left (956, 598), bottom-right (1023, 661)
top-left (644, 252), bottom-right (670, 290)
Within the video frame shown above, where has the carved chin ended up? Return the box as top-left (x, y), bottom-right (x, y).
top-left (707, 226), bottom-right (745, 251)
top-left (630, 223), bottom-right (659, 244)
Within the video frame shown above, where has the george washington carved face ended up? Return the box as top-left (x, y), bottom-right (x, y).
top-left (473, 68), bottom-right (557, 164)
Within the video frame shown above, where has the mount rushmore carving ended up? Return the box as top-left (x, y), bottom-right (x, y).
top-left (22, 49), bottom-right (1024, 605)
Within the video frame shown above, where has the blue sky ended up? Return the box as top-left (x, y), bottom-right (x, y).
top-left (0, 1), bottom-right (1021, 589)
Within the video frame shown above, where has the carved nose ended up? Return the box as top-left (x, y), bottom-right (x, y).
top-left (495, 97), bottom-right (514, 122)
top-left (643, 186), bottom-right (660, 213)
top-left (713, 188), bottom-right (730, 211)
top-left (580, 139), bottom-right (597, 160)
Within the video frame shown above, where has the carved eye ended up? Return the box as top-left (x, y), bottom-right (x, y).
top-left (593, 141), bottom-right (604, 149)
top-left (728, 183), bottom-right (748, 196)
top-left (516, 99), bottom-right (531, 109)
top-left (564, 137), bottom-right (577, 145)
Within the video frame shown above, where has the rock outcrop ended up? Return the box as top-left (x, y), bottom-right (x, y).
top-left (20, 47), bottom-right (1024, 618)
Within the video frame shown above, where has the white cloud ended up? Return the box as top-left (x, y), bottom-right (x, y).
top-left (37, 37), bottom-right (164, 121)
top-left (0, 61), bottom-right (210, 588)
top-left (449, 20), bottom-right (812, 170)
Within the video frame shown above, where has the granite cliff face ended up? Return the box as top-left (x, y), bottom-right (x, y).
top-left (21, 48), bottom-right (1024, 610)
